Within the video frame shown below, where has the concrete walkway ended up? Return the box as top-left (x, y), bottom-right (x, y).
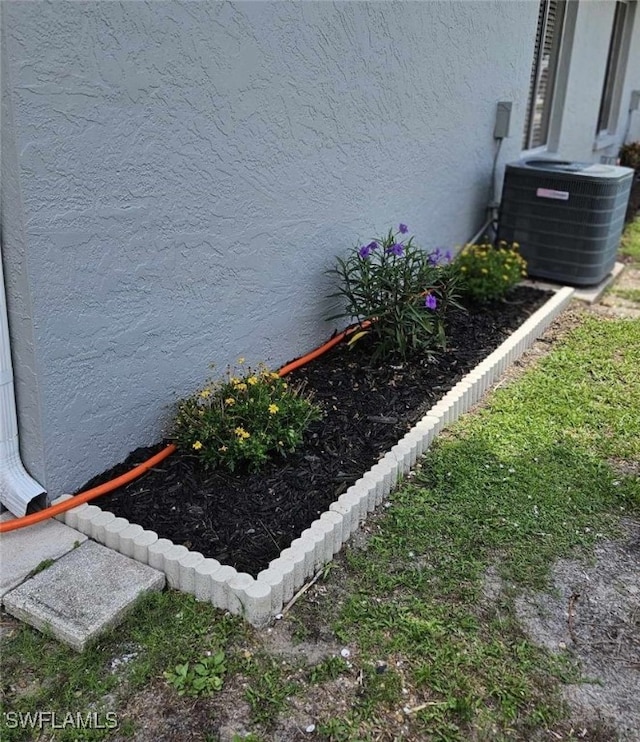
top-left (1, 513), bottom-right (164, 651)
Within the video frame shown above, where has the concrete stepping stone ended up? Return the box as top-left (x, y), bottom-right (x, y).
top-left (0, 513), bottom-right (88, 600)
top-left (3, 540), bottom-right (165, 651)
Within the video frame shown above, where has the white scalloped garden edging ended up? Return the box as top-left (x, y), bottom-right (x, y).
top-left (52, 286), bottom-right (574, 627)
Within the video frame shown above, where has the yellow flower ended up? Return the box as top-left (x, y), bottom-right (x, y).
top-left (247, 376), bottom-right (258, 386)
top-left (234, 427), bottom-right (250, 439)
top-left (512, 242), bottom-right (520, 249)
top-left (219, 445), bottom-right (228, 452)
top-left (200, 389), bottom-right (211, 399)
top-left (229, 376), bottom-right (240, 385)
top-left (192, 440), bottom-right (203, 450)
top-left (481, 268), bottom-right (488, 274)
top-left (461, 266), bottom-right (467, 272)
top-left (503, 274), bottom-right (509, 281)
top-left (225, 397), bottom-right (235, 406)
top-left (237, 357), bottom-right (245, 365)
top-left (271, 372), bottom-right (280, 380)
top-left (268, 404), bottom-right (279, 415)
top-left (235, 382), bottom-right (247, 392)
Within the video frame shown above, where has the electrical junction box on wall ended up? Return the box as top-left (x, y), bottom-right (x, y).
top-left (498, 159), bottom-right (633, 286)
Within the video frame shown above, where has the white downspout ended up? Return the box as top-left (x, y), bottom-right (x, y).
top-left (0, 245), bottom-right (46, 516)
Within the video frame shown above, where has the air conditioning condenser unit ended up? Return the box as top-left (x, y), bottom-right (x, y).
top-left (498, 158), bottom-right (633, 286)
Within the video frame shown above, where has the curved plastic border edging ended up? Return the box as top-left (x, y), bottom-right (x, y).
top-left (49, 287), bottom-right (574, 626)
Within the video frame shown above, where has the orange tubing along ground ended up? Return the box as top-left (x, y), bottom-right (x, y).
top-left (0, 321), bottom-right (372, 533)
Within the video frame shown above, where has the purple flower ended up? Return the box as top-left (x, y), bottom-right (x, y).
top-left (386, 242), bottom-right (404, 257)
top-left (428, 248), bottom-right (442, 266)
top-left (358, 241), bottom-right (378, 259)
top-left (425, 294), bottom-right (437, 310)
top-left (398, 223), bottom-right (408, 234)
top-left (428, 248), bottom-right (453, 266)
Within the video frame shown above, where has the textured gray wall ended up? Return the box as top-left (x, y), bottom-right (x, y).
top-left (1, 17), bottom-right (46, 484)
top-left (554, 0), bottom-right (640, 160)
top-left (1, 0), bottom-right (635, 497)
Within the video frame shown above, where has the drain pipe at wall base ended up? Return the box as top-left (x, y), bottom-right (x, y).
top-left (0, 245), bottom-right (46, 516)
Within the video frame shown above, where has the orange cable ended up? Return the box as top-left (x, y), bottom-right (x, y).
top-left (0, 444), bottom-right (176, 533)
top-left (0, 320), bottom-right (370, 533)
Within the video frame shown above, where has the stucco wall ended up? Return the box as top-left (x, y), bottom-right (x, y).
top-left (1, 18), bottom-right (46, 485)
top-left (551, 0), bottom-right (640, 161)
top-left (621, 2), bottom-right (640, 144)
top-left (1, 0), bottom-right (632, 497)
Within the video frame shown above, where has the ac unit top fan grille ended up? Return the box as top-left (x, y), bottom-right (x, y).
top-left (498, 158), bottom-right (633, 286)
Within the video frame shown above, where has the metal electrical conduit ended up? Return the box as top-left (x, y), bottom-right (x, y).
top-left (0, 320), bottom-right (373, 534)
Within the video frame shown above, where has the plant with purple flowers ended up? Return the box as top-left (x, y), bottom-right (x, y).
top-left (327, 224), bottom-right (462, 360)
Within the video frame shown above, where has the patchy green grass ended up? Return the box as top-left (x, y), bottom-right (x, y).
top-left (307, 656), bottom-right (350, 685)
top-left (240, 653), bottom-right (300, 729)
top-left (610, 286), bottom-right (640, 303)
top-left (0, 592), bottom-right (247, 741)
top-left (1, 314), bottom-right (638, 742)
top-left (620, 217), bottom-right (640, 264)
top-left (319, 315), bottom-right (639, 740)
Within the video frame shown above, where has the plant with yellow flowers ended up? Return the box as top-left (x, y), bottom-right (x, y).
top-left (172, 360), bottom-right (321, 472)
top-left (453, 241), bottom-right (527, 302)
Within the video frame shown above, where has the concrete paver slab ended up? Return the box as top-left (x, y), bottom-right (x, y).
top-left (573, 262), bottom-right (625, 304)
top-left (0, 513), bottom-right (88, 600)
top-left (2, 540), bottom-right (165, 651)
top-left (522, 262), bottom-right (625, 304)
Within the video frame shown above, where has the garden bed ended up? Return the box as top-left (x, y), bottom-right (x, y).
top-left (81, 286), bottom-right (551, 577)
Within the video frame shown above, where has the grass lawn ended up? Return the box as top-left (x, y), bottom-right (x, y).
top-left (610, 217), bottom-right (640, 304)
top-left (2, 269), bottom-right (639, 741)
top-left (619, 217), bottom-right (640, 265)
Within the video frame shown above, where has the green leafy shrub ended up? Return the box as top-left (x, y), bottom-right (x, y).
top-left (327, 224), bottom-right (462, 360)
top-left (172, 362), bottom-right (321, 473)
top-left (454, 241), bottom-right (527, 302)
top-left (163, 651), bottom-right (226, 696)
top-left (620, 141), bottom-right (640, 171)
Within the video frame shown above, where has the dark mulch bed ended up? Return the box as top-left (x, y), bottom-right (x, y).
top-left (82, 286), bottom-right (551, 576)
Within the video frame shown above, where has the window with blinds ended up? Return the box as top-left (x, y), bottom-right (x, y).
top-left (523, 0), bottom-right (567, 150)
top-left (597, 1), bottom-right (628, 134)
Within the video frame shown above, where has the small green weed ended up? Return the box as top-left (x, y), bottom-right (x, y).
top-left (0, 592), bottom-right (243, 741)
top-left (356, 665), bottom-right (403, 715)
top-left (308, 656), bottom-right (349, 684)
top-left (316, 716), bottom-right (362, 741)
top-left (163, 650), bottom-right (226, 697)
top-left (28, 558), bottom-right (55, 577)
top-left (243, 656), bottom-right (299, 728)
